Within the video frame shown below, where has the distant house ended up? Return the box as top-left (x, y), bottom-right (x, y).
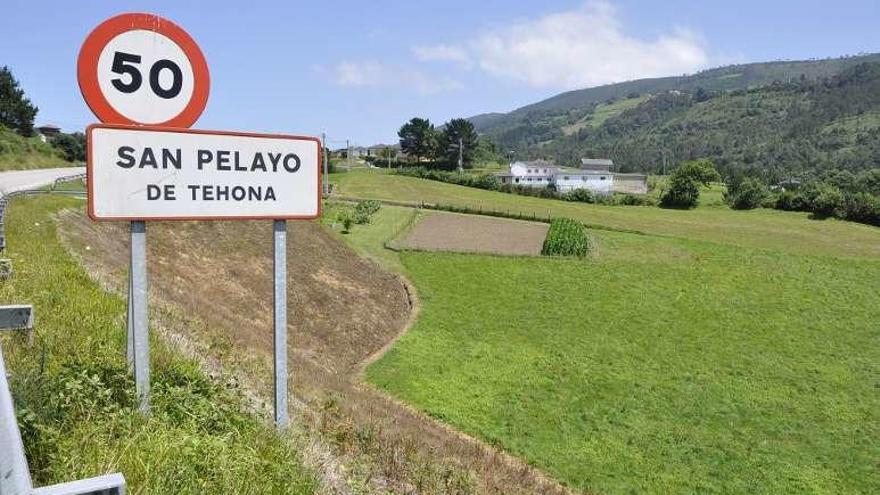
top-left (496, 157), bottom-right (647, 195)
top-left (496, 160), bottom-right (560, 188)
top-left (366, 144), bottom-right (398, 157)
top-left (496, 159), bottom-right (613, 194)
top-left (35, 123), bottom-right (61, 143)
top-left (330, 146), bottom-right (368, 159)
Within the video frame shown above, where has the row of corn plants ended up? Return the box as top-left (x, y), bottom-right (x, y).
top-left (541, 218), bottom-right (592, 257)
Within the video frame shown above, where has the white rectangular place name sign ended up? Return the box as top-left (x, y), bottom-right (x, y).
top-left (87, 124), bottom-right (321, 220)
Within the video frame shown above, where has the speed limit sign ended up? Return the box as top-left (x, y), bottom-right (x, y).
top-left (77, 13), bottom-right (210, 128)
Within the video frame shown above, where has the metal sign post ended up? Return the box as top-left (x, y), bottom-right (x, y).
top-left (79, 13), bottom-right (319, 429)
top-left (273, 220), bottom-right (288, 429)
top-left (130, 221), bottom-right (149, 415)
top-left (322, 132), bottom-right (329, 195)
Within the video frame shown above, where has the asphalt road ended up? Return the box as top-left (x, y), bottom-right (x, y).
top-left (0, 167), bottom-right (86, 197)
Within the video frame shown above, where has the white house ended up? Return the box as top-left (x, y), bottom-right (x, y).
top-left (553, 169), bottom-right (613, 193)
top-left (35, 123), bottom-right (61, 143)
top-left (496, 159), bottom-right (613, 194)
top-left (496, 159), bottom-right (559, 187)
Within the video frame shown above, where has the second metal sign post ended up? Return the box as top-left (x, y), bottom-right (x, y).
top-left (78, 13), bottom-right (321, 429)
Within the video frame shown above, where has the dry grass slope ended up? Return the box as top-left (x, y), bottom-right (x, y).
top-left (60, 208), bottom-right (576, 495)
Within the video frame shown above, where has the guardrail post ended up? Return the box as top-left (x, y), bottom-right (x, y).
top-left (0, 342), bottom-right (33, 494)
top-left (1, 306), bottom-right (127, 494)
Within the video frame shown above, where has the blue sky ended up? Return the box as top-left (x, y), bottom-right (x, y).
top-left (3, 1), bottom-right (879, 147)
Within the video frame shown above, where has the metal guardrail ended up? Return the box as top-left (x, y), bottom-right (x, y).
top-left (0, 306), bottom-right (126, 495)
top-left (0, 175), bottom-right (87, 253)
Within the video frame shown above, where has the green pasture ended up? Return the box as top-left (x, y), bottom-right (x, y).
top-left (321, 174), bottom-right (880, 493)
top-left (329, 169), bottom-right (880, 258)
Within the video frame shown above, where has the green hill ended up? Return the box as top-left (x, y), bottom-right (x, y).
top-left (0, 125), bottom-right (70, 171)
top-left (471, 54), bottom-right (880, 179)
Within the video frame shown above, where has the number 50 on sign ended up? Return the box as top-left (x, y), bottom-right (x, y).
top-left (78, 13), bottom-right (210, 128)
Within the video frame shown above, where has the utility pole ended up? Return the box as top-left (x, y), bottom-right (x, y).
top-left (322, 132), bottom-right (328, 195)
top-left (457, 137), bottom-right (463, 174)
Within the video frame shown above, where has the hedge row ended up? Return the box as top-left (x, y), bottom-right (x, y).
top-left (396, 167), bottom-right (653, 206)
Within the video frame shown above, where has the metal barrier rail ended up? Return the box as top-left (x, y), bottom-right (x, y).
top-left (0, 177), bottom-right (87, 253)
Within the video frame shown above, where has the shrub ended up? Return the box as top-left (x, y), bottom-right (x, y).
top-left (725, 177), bottom-right (769, 210)
top-left (562, 188), bottom-right (595, 203)
top-left (805, 183), bottom-right (845, 218)
top-left (660, 159), bottom-right (720, 209)
top-left (660, 175), bottom-right (701, 208)
top-left (337, 210), bottom-right (354, 233)
top-left (353, 200), bottom-right (381, 224)
top-left (843, 192), bottom-right (880, 226)
top-left (775, 190), bottom-right (805, 211)
top-left (542, 218), bottom-right (592, 257)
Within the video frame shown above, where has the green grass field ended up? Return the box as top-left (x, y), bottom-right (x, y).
top-left (330, 169), bottom-right (880, 258)
top-left (368, 244), bottom-right (879, 493)
top-left (1, 195), bottom-right (316, 493)
top-left (325, 171), bottom-right (880, 493)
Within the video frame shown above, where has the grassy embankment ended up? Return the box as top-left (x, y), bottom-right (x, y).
top-left (325, 171), bottom-right (880, 493)
top-left (0, 126), bottom-right (70, 171)
top-left (0, 195), bottom-right (316, 494)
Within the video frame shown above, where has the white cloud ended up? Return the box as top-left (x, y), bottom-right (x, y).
top-left (331, 61), bottom-right (386, 87)
top-left (411, 44), bottom-right (472, 67)
top-left (320, 60), bottom-right (463, 95)
top-left (419, 1), bottom-right (708, 90)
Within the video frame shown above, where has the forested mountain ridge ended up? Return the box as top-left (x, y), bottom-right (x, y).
top-left (471, 54), bottom-right (880, 179)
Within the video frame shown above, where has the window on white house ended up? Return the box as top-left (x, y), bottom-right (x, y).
top-left (515, 178), bottom-right (520, 183)
top-left (582, 176), bottom-right (587, 181)
top-left (527, 178), bottom-right (533, 182)
top-left (600, 176), bottom-right (606, 180)
top-left (564, 176), bottom-right (569, 180)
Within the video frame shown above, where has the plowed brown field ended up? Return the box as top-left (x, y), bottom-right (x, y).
top-left (399, 212), bottom-right (548, 256)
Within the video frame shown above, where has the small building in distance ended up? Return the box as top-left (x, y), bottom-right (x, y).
top-left (496, 159), bottom-right (560, 188)
top-left (35, 123), bottom-right (61, 143)
top-left (496, 159), bottom-right (613, 194)
top-left (581, 157), bottom-right (648, 195)
top-left (496, 157), bottom-right (647, 195)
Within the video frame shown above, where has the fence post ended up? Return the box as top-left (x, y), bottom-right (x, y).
top-left (0, 344), bottom-right (33, 494)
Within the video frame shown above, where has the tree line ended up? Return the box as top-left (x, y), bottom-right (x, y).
top-left (396, 117), bottom-right (500, 169)
top-left (0, 66), bottom-right (85, 162)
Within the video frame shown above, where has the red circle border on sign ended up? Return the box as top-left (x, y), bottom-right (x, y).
top-left (77, 13), bottom-right (210, 128)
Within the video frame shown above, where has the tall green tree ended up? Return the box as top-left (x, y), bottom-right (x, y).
top-left (440, 118), bottom-right (479, 168)
top-left (660, 159), bottom-right (721, 209)
top-left (398, 117), bottom-right (437, 163)
top-left (0, 66), bottom-right (38, 136)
